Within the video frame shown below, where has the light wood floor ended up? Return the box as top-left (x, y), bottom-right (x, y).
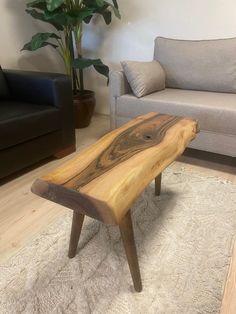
top-left (0, 114), bottom-right (235, 312)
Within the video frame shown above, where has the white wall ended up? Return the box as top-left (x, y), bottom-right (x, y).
top-left (0, 0), bottom-right (64, 72)
top-left (1, 0), bottom-right (236, 114)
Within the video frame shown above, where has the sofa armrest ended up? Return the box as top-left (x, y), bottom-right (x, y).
top-left (4, 70), bottom-right (75, 149)
top-left (109, 70), bottom-right (131, 130)
top-left (109, 70), bottom-right (131, 98)
top-left (3, 70), bottom-right (72, 108)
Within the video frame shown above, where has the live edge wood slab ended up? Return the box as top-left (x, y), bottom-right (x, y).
top-left (31, 112), bottom-right (199, 292)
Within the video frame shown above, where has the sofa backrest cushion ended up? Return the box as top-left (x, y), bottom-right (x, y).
top-left (121, 60), bottom-right (165, 98)
top-left (154, 37), bottom-right (236, 93)
top-left (0, 66), bottom-right (9, 98)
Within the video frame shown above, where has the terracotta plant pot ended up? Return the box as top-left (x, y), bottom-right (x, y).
top-left (73, 90), bottom-right (96, 128)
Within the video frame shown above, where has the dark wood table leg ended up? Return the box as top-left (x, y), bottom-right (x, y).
top-left (155, 173), bottom-right (162, 196)
top-left (68, 211), bottom-right (85, 258)
top-left (119, 211), bottom-right (142, 292)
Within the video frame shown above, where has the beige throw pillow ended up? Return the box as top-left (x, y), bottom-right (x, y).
top-left (121, 60), bottom-right (165, 98)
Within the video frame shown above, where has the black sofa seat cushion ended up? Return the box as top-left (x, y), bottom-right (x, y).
top-left (0, 101), bottom-right (61, 150)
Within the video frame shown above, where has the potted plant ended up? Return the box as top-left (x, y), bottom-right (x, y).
top-left (22, 0), bottom-right (120, 128)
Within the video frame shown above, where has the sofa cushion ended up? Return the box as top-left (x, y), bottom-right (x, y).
top-left (0, 101), bottom-right (61, 150)
top-left (154, 37), bottom-right (236, 93)
top-left (121, 60), bottom-right (165, 97)
top-left (117, 88), bottom-right (236, 135)
top-left (0, 67), bottom-right (9, 98)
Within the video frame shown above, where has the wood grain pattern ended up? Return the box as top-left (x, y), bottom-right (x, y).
top-left (64, 114), bottom-right (181, 190)
top-left (31, 112), bottom-right (199, 225)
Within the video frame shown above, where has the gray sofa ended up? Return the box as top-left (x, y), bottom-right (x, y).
top-left (110, 37), bottom-right (236, 157)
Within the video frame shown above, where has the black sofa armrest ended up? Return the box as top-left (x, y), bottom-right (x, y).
top-left (3, 70), bottom-right (75, 150)
top-left (3, 70), bottom-right (72, 108)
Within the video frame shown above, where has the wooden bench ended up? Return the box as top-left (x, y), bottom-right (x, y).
top-left (31, 112), bottom-right (198, 292)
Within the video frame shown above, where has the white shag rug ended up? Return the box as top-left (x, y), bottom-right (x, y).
top-left (1, 169), bottom-right (236, 314)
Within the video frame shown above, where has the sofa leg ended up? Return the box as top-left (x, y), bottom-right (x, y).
top-left (54, 144), bottom-right (76, 159)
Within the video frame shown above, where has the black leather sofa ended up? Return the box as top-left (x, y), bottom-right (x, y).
top-left (0, 67), bottom-right (75, 179)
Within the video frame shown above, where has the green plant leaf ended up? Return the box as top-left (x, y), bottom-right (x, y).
top-left (69, 8), bottom-right (95, 24)
top-left (83, 15), bottom-right (93, 24)
top-left (83, 0), bottom-right (108, 12)
top-left (104, 1), bottom-right (121, 19)
top-left (111, 0), bottom-right (118, 9)
top-left (73, 58), bottom-right (99, 69)
top-left (83, 0), bottom-right (100, 7)
top-left (26, 9), bottom-right (64, 30)
top-left (83, 0), bottom-right (120, 21)
top-left (46, 0), bottom-right (64, 12)
top-left (27, 0), bottom-right (47, 10)
top-left (44, 8), bottom-right (94, 26)
top-left (101, 9), bottom-right (112, 24)
top-left (73, 58), bottom-right (109, 82)
top-left (83, 0), bottom-right (117, 24)
top-left (22, 41), bottom-right (58, 51)
top-left (93, 63), bottom-right (109, 83)
top-left (21, 32), bottom-right (60, 51)
top-left (44, 10), bottom-right (68, 25)
top-left (95, 0), bottom-right (105, 6)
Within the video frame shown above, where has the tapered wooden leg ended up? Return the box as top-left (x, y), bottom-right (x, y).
top-left (68, 211), bottom-right (85, 258)
top-left (119, 211), bottom-right (142, 292)
top-left (155, 173), bottom-right (162, 196)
